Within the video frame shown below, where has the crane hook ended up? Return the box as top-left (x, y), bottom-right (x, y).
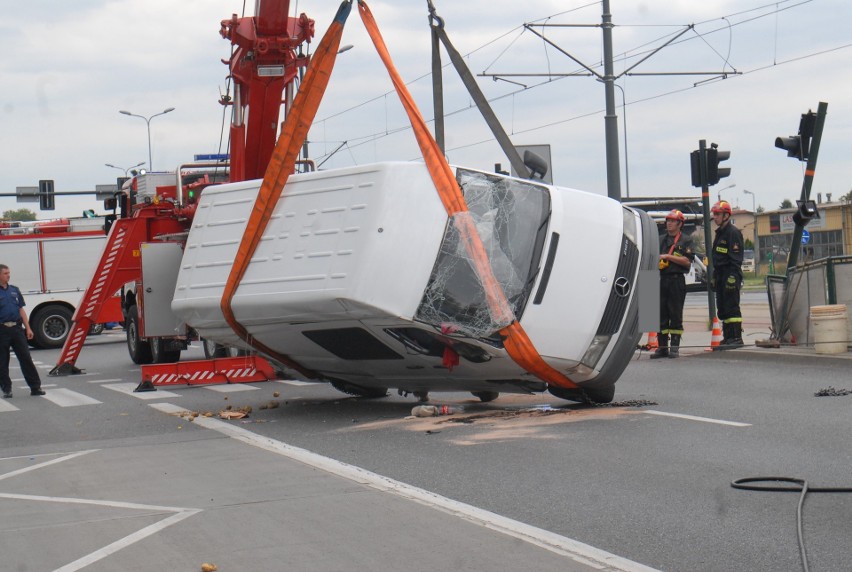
top-left (426, 0), bottom-right (444, 30)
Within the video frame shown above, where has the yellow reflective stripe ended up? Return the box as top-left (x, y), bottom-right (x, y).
top-left (715, 246), bottom-right (728, 253)
top-left (723, 318), bottom-right (743, 323)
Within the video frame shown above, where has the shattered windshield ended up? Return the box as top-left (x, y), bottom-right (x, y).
top-left (414, 168), bottom-right (551, 339)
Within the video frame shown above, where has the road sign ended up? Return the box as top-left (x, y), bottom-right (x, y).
top-left (15, 186), bottom-right (39, 203)
top-left (95, 184), bottom-right (118, 200)
top-left (801, 229), bottom-right (810, 244)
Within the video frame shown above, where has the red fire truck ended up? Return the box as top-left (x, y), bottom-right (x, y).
top-left (0, 216), bottom-right (122, 348)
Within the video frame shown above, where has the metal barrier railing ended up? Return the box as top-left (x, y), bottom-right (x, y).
top-left (766, 255), bottom-right (852, 346)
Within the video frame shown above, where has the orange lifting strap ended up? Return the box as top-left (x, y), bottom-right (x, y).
top-left (221, 0), bottom-right (580, 391)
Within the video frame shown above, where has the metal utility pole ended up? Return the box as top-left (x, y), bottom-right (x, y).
top-left (601, 0), bottom-right (621, 201)
top-left (482, 8), bottom-right (738, 202)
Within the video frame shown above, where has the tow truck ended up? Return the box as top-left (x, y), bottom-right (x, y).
top-left (51, 0), bottom-right (656, 404)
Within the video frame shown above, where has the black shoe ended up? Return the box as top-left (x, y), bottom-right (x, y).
top-left (2, 392), bottom-right (11, 398)
top-left (30, 389), bottom-right (46, 396)
top-left (649, 348), bottom-right (669, 359)
top-left (668, 334), bottom-right (681, 358)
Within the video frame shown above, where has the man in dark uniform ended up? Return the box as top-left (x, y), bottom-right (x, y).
top-left (711, 201), bottom-right (745, 349)
top-left (651, 210), bottom-right (694, 359)
top-left (0, 264), bottom-right (46, 398)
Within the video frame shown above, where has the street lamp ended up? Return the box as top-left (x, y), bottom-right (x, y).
top-left (105, 161), bottom-right (145, 177)
top-left (743, 189), bottom-right (759, 275)
top-left (717, 182), bottom-right (736, 202)
top-left (118, 107), bottom-right (175, 171)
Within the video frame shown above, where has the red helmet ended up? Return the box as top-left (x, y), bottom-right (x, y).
top-left (711, 200), bottom-right (732, 214)
top-left (665, 209), bottom-right (685, 222)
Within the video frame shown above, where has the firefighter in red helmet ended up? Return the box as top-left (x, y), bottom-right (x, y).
top-left (711, 200), bottom-right (745, 348)
top-left (651, 209), bottom-right (694, 359)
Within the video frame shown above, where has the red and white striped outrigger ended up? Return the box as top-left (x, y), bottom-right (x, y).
top-left (136, 355), bottom-right (277, 391)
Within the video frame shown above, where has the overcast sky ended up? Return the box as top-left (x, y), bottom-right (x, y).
top-left (2, 0), bottom-right (850, 220)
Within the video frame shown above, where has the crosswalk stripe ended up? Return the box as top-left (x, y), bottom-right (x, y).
top-left (0, 399), bottom-right (20, 412)
top-left (40, 388), bottom-right (102, 407)
top-left (275, 379), bottom-right (321, 386)
top-left (205, 384), bottom-right (260, 393)
top-left (102, 383), bottom-right (181, 399)
top-left (86, 378), bottom-right (125, 384)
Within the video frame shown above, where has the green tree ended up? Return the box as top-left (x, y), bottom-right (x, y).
top-left (2, 208), bottom-right (37, 221)
top-left (779, 199), bottom-right (794, 209)
top-left (756, 205), bottom-right (765, 214)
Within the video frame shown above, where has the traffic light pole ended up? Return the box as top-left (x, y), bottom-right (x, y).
top-left (785, 101), bottom-right (827, 272)
top-left (698, 139), bottom-right (717, 327)
top-left (772, 101), bottom-right (828, 343)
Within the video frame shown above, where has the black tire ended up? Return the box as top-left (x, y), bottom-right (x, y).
top-left (203, 338), bottom-right (229, 359)
top-left (549, 383), bottom-right (615, 404)
top-left (151, 338), bottom-right (181, 364)
top-left (202, 338), bottom-right (249, 358)
top-left (472, 391), bottom-right (499, 403)
top-left (126, 305), bottom-right (153, 364)
top-left (329, 379), bottom-right (388, 399)
top-left (31, 305), bottom-right (73, 349)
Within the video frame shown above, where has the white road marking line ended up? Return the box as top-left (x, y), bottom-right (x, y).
top-left (40, 388), bottom-right (102, 407)
top-left (0, 450), bottom-right (97, 481)
top-left (86, 378), bottom-right (125, 384)
top-left (52, 508), bottom-right (201, 572)
top-left (205, 384), bottom-right (259, 393)
top-left (151, 402), bottom-right (660, 572)
top-left (643, 410), bottom-right (751, 427)
top-left (275, 379), bottom-right (321, 386)
top-left (0, 399), bottom-right (20, 412)
top-left (102, 383), bottom-right (181, 399)
top-left (0, 449), bottom-right (201, 572)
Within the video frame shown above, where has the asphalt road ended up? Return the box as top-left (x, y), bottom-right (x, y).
top-left (1, 328), bottom-right (851, 572)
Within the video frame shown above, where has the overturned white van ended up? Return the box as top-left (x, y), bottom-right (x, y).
top-left (171, 162), bottom-right (657, 402)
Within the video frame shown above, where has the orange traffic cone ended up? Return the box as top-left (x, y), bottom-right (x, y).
top-left (645, 332), bottom-right (659, 351)
top-left (707, 318), bottom-right (723, 351)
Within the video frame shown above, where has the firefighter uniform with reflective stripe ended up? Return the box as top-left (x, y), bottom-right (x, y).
top-left (712, 216), bottom-right (744, 343)
top-left (659, 233), bottom-right (694, 338)
top-left (651, 210), bottom-right (694, 359)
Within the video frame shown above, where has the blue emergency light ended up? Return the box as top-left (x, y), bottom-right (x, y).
top-left (194, 153), bottom-right (230, 162)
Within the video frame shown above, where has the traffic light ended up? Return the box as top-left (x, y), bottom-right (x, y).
top-left (775, 110), bottom-right (817, 161)
top-left (774, 135), bottom-right (802, 158)
top-left (39, 179), bottom-right (55, 210)
top-left (706, 145), bottom-right (730, 186)
top-left (792, 199), bottom-right (819, 226)
top-left (689, 150), bottom-right (702, 188)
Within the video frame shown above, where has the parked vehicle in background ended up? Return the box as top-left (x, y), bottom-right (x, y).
top-left (742, 249), bottom-right (755, 273)
top-left (0, 217), bottom-right (122, 348)
top-left (685, 251), bottom-right (708, 292)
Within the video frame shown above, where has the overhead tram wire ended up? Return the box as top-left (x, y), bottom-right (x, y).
top-left (310, 0), bottom-right (836, 167)
top-left (313, 31), bottom-right (851, 167)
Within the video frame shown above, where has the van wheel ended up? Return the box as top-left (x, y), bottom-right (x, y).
top-left (126, 305), bottom-right (153, 364)
top-left (31, 305), bottom-right (73, 349)
top-left (151, 338), bottom-right (181, 364)
top-left (202, 339), bottom-right (249, 358)
top-left (203, 338), bottom-right (228, 359)
top-left (549, 384), bottom-right (615, 404)
top-left (472, 391), bottom-right (499, 403)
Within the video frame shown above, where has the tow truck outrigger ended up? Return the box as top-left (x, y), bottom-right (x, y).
top-left (52, 1), bottom-right (657, 405)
